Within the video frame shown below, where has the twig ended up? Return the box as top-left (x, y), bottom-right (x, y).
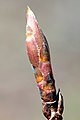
top-left (26, 6), bottom-right (64, 120)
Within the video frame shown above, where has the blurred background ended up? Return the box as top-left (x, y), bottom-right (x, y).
top-left (0, 0), bottom-right (80, 120)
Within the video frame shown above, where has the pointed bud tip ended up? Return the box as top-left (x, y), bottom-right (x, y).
top-left (27, 5), bottom-right (30, 13)
top-left (27, 6), bottom-right (35, 17)
top-left (26, 6), bottom-right (38, 29)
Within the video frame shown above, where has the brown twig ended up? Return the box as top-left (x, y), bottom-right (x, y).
top-left (26, 6), bottom-right (64, 120)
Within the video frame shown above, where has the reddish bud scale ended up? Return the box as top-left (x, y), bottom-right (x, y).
top-left (26, 6), bottom-right (64, 120)
top-left (26, 6), bottom-right (56, 102)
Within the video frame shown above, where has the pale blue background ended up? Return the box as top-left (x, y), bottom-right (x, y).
top-left (0, 0), bottom-right (80, 120)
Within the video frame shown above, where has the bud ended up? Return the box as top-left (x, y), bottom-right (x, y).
top-left (26, 6), bottom-right (64, 120)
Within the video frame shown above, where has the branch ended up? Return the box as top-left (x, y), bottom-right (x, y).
top-left (26, 6), bottom-right (64, 120)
